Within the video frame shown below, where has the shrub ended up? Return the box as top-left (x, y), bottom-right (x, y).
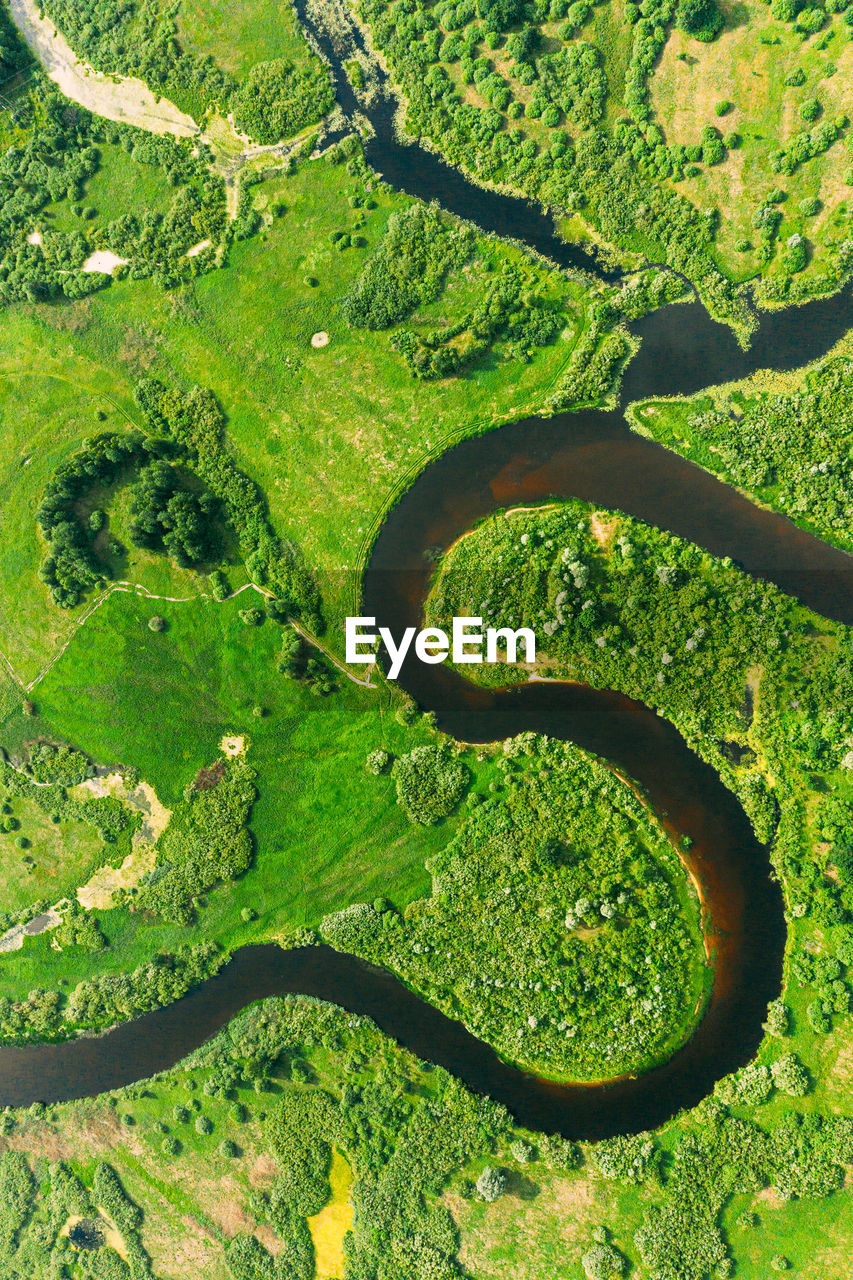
top-left (195, 1115), bottom-right (213, 1135)
top-left (476, 1165), bottom-right (506, 1201)
top-left (771, 1053), bottom-right (810, 1095)
top-left (231, 57), bottom-right (334, 144)
top-left (758, 998), bottom-right (788, 1039)
top-left (148, 615), bottom-right (166, 632)
top-left (393, 745), bottom-right (470, 824)
top-left (365, 749), bottom-right (392, 775)
top-left (582, 1243), bottom-right (625, 1279)
top-left (239, 607), bottom-right (264, 626)
top-left (677, 0), bottom-right (723, 38)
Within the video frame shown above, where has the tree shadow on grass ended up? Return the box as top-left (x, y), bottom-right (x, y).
top-left (504, 1169), bottom-right (540, 1201)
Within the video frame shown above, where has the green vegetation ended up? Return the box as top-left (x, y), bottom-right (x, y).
top-left (231, 58), bottom-right (335, 145)
top-left (324, 733), bottom-right (707, 1079)
top-left (392, 744), bottom-right (470, 824)
top-left (138, 759), bottom-right (256, 924)
top-left (0, 749), bottom-right (136, 920)
top-left (632, 353), bottom-right (853, 552)
top-left (0, 154), bottom-right (590, 662)
top-left (0, 585), bottom-right (463, 1034)
top-left (427, 497), bottom-right (789, 830)
top-left (0, 81), bottom-right (229, 306)
top-left (356, 0), bottom-right (853, 320)
top-left (5, 1), bottom-right (853, 1274)
top-left (3, 988), bottom-right (853, 1280)
top-left (38, 0), bottom-right (333, 137)
top-left (343, 199), bottom-right (570, 378)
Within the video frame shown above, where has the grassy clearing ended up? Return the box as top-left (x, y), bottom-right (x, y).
top-left (0, 793), bottom-right (105, 914)
top-left (0, 370), bottom-right (125, 684)
top-left (40, 143), bottom-right (178, 236)
top-left (650, 0), bottom-right (853, 280)
top-left (177, 0), bottom-right (317, 82)
top-left (0, 157), bottom-right (587, 664)
top-left (449, 1167), bottom-right (610, 1280)
top-left (0, 370), bottom-right (210, 686)
top-left (0, 585), bottom-right (454, 1000)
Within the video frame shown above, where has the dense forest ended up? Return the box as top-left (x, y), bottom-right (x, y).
top-left (635, 355), bottom-right (853, 550)
top-left (36, 380), bottom-right (322, 630)
top-left (344, 200), bottom-right (570, 378)
top-left (326, 734), bottom-right (707, 1077)
top-left (427, 497), bottom-right (853, 942)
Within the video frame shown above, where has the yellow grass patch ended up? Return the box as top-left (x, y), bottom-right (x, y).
top-left (308, 1148), bottom-right (354, 1280)
top-left (72, 773), bottom-right (171, 908)
top-left (590, 511), bottom-right (621, 549)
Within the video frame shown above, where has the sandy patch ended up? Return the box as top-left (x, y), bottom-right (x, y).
top-left (73, 773), bottom-right (171, 908)
top-left (82, 250), bottom-right (128, 275)
top-left (590, 511), bottom-right (620, 549)
top-left (0, 905), bottom-right (62, 953)
top-left (61, 1211), bottom-right (127, 1259)
top-left (7, 0), bottom-right (198, 137)
top-left (311, 332), bottom-right (330, 348)
top-left (186, 239), bottom-right (212, 258)
top-left (248, 1153), bottom-right (279, 1188)
top-left (26, 230), bottom-right (42, 246)
top-left (220, 735), bottom-right (246, 758)
top-left (77, 844), bottom-right (157, 910)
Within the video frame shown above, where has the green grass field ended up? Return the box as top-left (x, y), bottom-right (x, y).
top-left (0, 793), bottom-right (105, 914)
top-left (0, 156), bottom-right (587, 671)
top-left (650, 0), bottom-right (853, 286)
top-left (0, 583), bottom-right (456, 1000)
top-left (177, 0), bottom-right (319, 81)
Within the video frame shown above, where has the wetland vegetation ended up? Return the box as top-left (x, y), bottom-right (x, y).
top-left (0, 0), bottom-right (852, 1275)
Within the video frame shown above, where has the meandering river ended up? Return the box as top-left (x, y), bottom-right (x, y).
top-left (4, 0), bottom-right (853, 1137)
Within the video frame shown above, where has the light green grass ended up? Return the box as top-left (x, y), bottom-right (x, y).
top-left (650, 0), bottom-right (853, 282)
top-left (0, 794), bottom-right (104, 913)
top-left (0, 157), bottom-right (586, 661)
top-left (177, 0), bottom-right (316, 80)
top-left (0, 371), bottom-right (209, 685)
top-left (0, 586), bottom-right (454, 1000)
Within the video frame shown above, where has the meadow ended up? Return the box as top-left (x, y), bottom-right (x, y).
top-left (0, 153), bottom-right (588, 680)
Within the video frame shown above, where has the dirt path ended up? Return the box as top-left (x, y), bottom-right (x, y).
top-left (7, 0), bottom-right (199, 136)
top-left (0, 579), bottom-right (376, 695)
top-left (7, 0), bottom-right (339, 223)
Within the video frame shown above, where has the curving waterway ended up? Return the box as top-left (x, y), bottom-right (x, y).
top-left (4, 1), bottom-right (853, 1138)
